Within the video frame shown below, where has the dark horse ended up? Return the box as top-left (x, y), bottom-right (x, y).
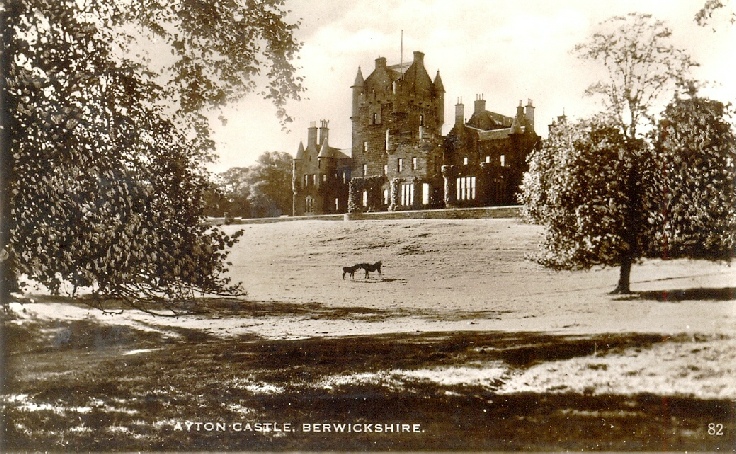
top-left (358, 261), bottom-right (382, 279)
top-left (342, 265), bottom-right (360, 280)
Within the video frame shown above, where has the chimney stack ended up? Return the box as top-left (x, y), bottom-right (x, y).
top-left (455, 98), bottom-right (465, 126)
top-left (307, 121), bottom-right (317, 148)
top-left (318, 119), bottom-right (329, 145)
top-left (375, 57), bottom-right (387, 69)
top-left (511, 101), bottom-right (524, 135)
top-left (524, 99), bottom-right (535, 132)
top-left (474, 94), bottom-right (486, 114)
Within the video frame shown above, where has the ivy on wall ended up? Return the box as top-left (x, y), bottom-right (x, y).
top-left (347, 176), bottom-right (386, 213)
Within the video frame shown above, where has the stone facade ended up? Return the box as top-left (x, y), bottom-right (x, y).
top-left (292, 50), bottom-right (541, 216)
top-left (443, 97), bottom-right (540, 207)
top-left (291, 120), bottom-right (352, 215)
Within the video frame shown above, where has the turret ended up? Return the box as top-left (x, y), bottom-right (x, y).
top-left (351, 67), bottom-right (364, 119)
top-left (295, 141), bottom-right (305, 160)
top-left (317, 139), bottom-right (332, 158)
top-left (434, 70), bottom-right (445, 130)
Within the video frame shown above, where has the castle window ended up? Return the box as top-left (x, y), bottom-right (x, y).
top-left (384, 189), bottom-right (390, 205)
top-left (318, 159), bottom-right (321, 169)
top-left (322, 174), bottom-right (327, 182)
top-left (463, 157), bottom-right (468, 166)
top-left (456, 176), bottom-right (476, 201)
top-left (312, 174), bottom-right (317, 186)
top-left (343, 171), bottom-right (347, 184)
top-left (304, 174), bottom-right (308, 187)
top-left (362, 190), bottom-right (368, 207)
top-left (485, 156), bottom-right (491, 164)
top-left (383, 164), bottom-right (388, 175)
top-left (363, 164), bottom-right (368, 176)
top-left (419, 114), bottom-right (424, 126)
top-left (500, 154), bottom-right (506, 167)
top-left (401, 183), bottom-right (414, 206)
top-left (385, 129), bottom-right (389, 151)
top-left (371, 109), bottom-right (381, 125)
top-left (335, 198), bottom-right (339, 211)
top-left (412, 157), bottom-right (417, 171)
top-left (364, 141), bottom-right (368, 152)
top-left (305, 196), bottom-right (314, 213)
top-left (397, 158), bottom-right (404, 173)
top-left (422, 183), bottom-right (430, 205)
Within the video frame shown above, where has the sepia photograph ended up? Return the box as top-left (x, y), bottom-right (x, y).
top-left (1, 0), bottom-right (735, 451)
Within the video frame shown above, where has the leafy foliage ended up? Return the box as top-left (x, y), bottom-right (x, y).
top-left (522, 118), bottom-right (656, 273)
top-left (522, 13), bottom-right (727, 293)
top-left (1, 0), bottom-right (304, 307)
top-left (347, 176), bottom-right (385, 213)
top-left (207, 151), bottom-right (293, 218)
top-left (521, 97), bottom-right (735, 292)
top-left (695, 0), bottom-right (736, 27)
top-left (650, 96), bottom-right (736, 260)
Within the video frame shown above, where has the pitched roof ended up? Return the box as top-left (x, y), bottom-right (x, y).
top-left (465, 125), bottom-right (527, 141)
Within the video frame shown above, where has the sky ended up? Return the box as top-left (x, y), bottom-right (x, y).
top-left (205, 0), bottom-right (736, 173)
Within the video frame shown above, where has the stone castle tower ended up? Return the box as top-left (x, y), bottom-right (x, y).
top-left (349, 51), bottom-right (446, 210)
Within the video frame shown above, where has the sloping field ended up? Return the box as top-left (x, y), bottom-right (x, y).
top-left (225, 218), bottom-right (736, 335)
top-left (3, 218), bottom-right (735, 451)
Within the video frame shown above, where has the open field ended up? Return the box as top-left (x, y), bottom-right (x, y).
top-left (2, 218), bottom-right (735, 451)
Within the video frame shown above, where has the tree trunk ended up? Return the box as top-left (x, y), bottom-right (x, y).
top-left (0, 4), bottom-right (15, 306)
top-left (611, 255), bottom-right (633, 294)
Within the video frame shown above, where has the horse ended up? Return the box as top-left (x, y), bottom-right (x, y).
top-left (358, 261), bottom-right (382, 279)
top-left (342, 265), bottom-right (360, 280)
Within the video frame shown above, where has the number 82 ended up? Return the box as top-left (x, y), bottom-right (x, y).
top-left (708, 423), bottom-right (723, 436)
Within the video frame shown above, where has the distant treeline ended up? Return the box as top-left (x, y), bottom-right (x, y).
top-left (204, 151), bottom-right (293, 219)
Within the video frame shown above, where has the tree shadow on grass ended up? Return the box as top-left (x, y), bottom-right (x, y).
top-left (635, 287), bottom-right (736, 302)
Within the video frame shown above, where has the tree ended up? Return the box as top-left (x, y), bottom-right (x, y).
top-left (651, 95), bottom-right (736, 261)
top-left (246, 151), bottom-right (293, 218)
top-left (574, 13), bottom-right (697, 141)
top-left (205, 167), bottom-right (253, 218)
top-left (0, 0), bottom-right (304, 309)
top-left (520, 117), bottom-right (657, 293)
top-left (522, 97), bottom-right (735, 293)
top-left (522, 13), bottom-right (700, 293)
top-left (695, 0), bottom-right (736, 28)
top-left (205, 151), bottom-right (293, 219)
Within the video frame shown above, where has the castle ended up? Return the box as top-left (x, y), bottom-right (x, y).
top-left (292, 50), bottom-right (540, 216)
